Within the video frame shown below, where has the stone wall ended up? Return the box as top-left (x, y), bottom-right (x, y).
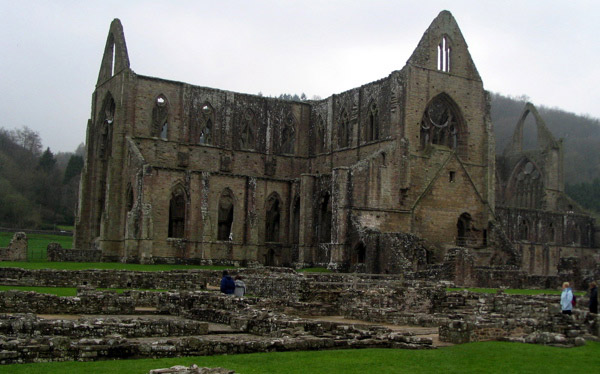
top-left (0, 232), bottom-right (27, 261)
top-left (47, 242), bottom-right (102, 262)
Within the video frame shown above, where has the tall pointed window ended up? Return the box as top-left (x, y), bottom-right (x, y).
top-left (217, 189), bottom-right (234, 240)
top-left (366, 102), bottom-right (379, 142)
top-left (279, 113), bottom-right (296, 155)
top-left (265, 193), bottom-right (281, 242)
top-left (420, 95), bottom-right (460, 150)
top-left (152, 95), bottom-right (169, 139)
top-left (168, 186), bottom-right (186, 238)
top-left (316, 115), bottom-right (326, 154)
top-left (338, 110), bottom-right (350, 149)
top-left (98, 94), bottom-right (115, 160)
top-left (238, 108), bottom-right (256, 150)
top-left (198, 103), bottom-right (214, 145)
top-left (437, 36), bottom-right (451, 72)
top-left (291, 196), bottom-right (300, 244)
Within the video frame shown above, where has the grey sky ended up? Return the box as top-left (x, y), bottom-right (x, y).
top-left (1, 0), bottom-right (598, 153)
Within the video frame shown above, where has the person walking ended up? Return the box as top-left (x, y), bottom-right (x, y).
top-left (560, 281), bottom-right (574, 315)
top-left (589, 281), bottom-right (598, 314)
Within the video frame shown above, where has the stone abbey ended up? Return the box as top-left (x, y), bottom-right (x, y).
top-left (74, 11), bottom-right (598, 276)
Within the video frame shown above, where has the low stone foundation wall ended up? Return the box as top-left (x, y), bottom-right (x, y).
top-left (47, 243), bottom-right (102, 262)
top-left (0, 313), bottom-right (208, 338)
top-left (0, 290), bottom-right (136, 314)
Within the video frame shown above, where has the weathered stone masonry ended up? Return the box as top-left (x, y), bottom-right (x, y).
top-left (73, 11), bottom-right (597, 280)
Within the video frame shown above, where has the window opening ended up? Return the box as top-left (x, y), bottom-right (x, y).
top-left (367, 103), bottom-right (379, 141)
top-left (239, 109), bottom-right (256, 150)
top-left (456, 213), bottom-right (472, 246)
top-left (449, 171), bottom-right (455, 182)
top-left (198, 103), bottom-right (214, 145)
top-left (316, 115), bottom-right (325, 153)
top-left (437, 36), bottom-right (451, 72)
top-left (265, 194), bottom-right (281, 242)
top-left (280, 114), bottom-right (296, 154)
top-left (126, 185), bottom-right (134, 211)
top-left (338, 111), bottom-right (350, 148)
top-left (168, 188), bottom-right (186, 238)
top-left (111, 42), bottom-right (116, 76)
top-left (420, 95), bottom-right (459, 150)
top-left (152, 95), bottom-right (169, 139)
top-left (217, 190), bottom-right (234, 240)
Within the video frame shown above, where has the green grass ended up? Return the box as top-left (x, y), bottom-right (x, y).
top-left (447, 287), bottom-right (585, 296)
top-left (0, 231), bottom-right (73, 261)
top-left (1, 341), bottom-right (598, 374)
top-left (56, 225), bottom-right (74, 231)
top-left (0, 285), bottom-right (168, 296)
top-left (298, 267), bottom-right (332, 273)
top-left (0, 261), bottom-right (232, 271)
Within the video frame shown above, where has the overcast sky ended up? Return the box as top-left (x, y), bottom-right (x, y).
top-left (1, 0), bottom-right (599, 153)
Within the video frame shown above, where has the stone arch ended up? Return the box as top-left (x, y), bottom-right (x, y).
top-left (420, 93), bottom-right (466, 156)
top-left (152, 94), bottom-right (169, 139)
top-left (217, 188), bottom-right (235, 241)
top-left (94, 92), bottom-right (116, 237)
top-left (97, 19), bottom-right (130, 84)
top-left (506, 157), bottom-right (544, 209)
top-left (504, 103), bottom-right (559, 155)
top-left (168, 184), bottom-right (187, 238)
top-left (265, 192), bottom-right (282, 243)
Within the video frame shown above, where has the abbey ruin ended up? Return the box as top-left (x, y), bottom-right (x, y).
top-left (74, 11), bottom-right (598, 283)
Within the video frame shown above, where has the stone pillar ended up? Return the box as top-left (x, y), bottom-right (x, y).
top-left (329, 167), bottom-right (350, 269)
top-left (298, 174), bottom-right (315, 265)
top-left (8, 232), bottom-right (28, 261)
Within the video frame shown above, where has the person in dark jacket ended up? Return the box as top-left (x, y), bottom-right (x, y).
top-left (589, 281), bottom-right (598, 314)
top-left (220, 270), bottom-right (235, 295)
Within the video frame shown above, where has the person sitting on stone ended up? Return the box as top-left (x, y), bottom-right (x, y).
top-left (220, 270), bottom-right (235, 295)
top-left (234, 275), bottom-right (246, 297)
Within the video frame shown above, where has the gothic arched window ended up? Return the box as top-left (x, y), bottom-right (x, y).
top-left (265, 193), bottom-right (282, 243)
top-left (152, 94), bottom-right (169, 140)
top-left (316, 115), bottom-right (326, 154)
top-left (367, 102), bottom-right (379, 142)
top-left (198, 102), bottom-right (214, 145)
top-left (338, 110), bottom-right (350, 149)
top-left (279, 113), bottom-right (296, 155)
top-left (239, 108), bottom-right (256, 150)
top-left (217, 189), bottom-right (234, 241)
top-left (420, 95), bottom-right (460, 150)
top-left (168, 186), bottom-right (186, 238)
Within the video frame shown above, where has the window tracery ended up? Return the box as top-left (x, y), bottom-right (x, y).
top-left (238, 108), bottom-right (256, 150)
top-left (152, 94), bottom-right (169, 140)
top-left (420, 96), bottom-right (459, 150)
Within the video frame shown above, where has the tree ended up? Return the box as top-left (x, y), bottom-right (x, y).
top-left (10, 126), bottom-right (42, 155)
top-left (63, 155), bottom-right (84, 184)
top-left (37, 147), bottom-right (57, 172)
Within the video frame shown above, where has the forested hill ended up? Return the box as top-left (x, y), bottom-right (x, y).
top-left (490, 92), bottom-right (600, 185)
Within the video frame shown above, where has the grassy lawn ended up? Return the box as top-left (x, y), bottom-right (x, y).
top-left (0, 285), bottom-right (168, 296)
top-left (447, 287), bottom-right (585, 296)
top-left (0, 341), bottom-right (598, 374)
top-left (0, 231), bottom-right (73, 261)
top-left (0, 261), bottom-right (232, 271)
